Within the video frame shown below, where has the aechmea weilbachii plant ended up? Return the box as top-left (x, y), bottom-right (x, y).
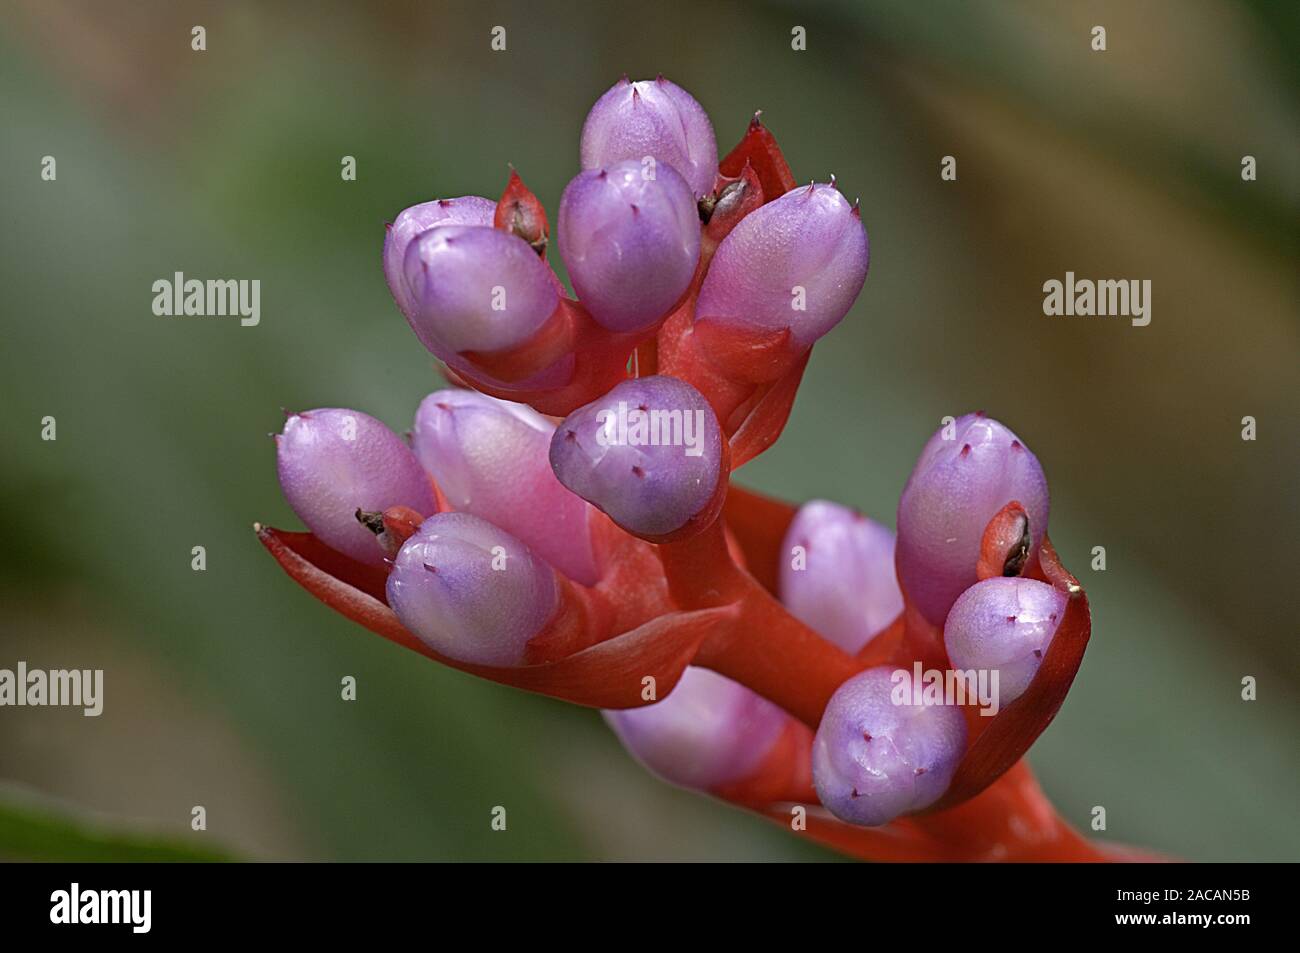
top-left (257, 75), bottom-right (1157, 861)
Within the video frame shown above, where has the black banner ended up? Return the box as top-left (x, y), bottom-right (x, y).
top-left (0, 861), bottom-right (1282, 939)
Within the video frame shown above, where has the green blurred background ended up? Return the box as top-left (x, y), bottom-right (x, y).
top-left (1, 0), bottom-right (1296, 861)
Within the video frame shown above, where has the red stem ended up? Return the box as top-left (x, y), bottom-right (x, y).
top-left (658, 518), bottom-right (864, 727)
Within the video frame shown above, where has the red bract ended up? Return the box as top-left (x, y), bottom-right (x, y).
top-left (494, 168), bottom-right (549, 255)
top-left (259, 103), bottom-right (1158, 862)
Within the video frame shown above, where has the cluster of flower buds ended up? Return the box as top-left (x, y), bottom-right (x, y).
top-left (259, 76), bottom-right (1142, 862)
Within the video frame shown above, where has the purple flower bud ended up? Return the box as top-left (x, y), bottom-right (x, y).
top-left (812, 666), bottom-right (967, 827)
top-left (695, 182), bottom-right (868, 348)
top-left (580, 76), bottom-right (718, 199)
top-left (778, 501), bottom-right (903, 654)
top-left (943, 577), bottom-right (1066, 705)
top-left (548, 375), bottom-right (723, 539)
top-left (896, 413), bottom-right (1050, 626)
top-left (604, 667), bottom-right (788, 791)
top-left (275, 408), bottom-right (438, 567)
top-left (557, 160), bottom-right (701, 333)
top-left (384, 196), bottom-right (496, 320)
top-left (411, 389), bottom-right (599, 586)
top-left (402, 225), bottom-right (558, 356)
top-left (385, 512), bottom-right (558, 666)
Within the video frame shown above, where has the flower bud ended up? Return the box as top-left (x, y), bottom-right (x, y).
top-left (384, 196), bottom-right (496, 320)
top-left (402, 225), bottom-right (558, 356)
top-left (943, 577), bottom-right (1066, 705)
top-left (411, 389), bottom-right (599, 585)
top-left (604, 667), bottom-right (788, 791)
top-left (812, 666), bottom-right (967, 827)
top-left (695, 182), bottom-right (868, 348)
top-left (896, 413), bottom-right (1050, 626)
top-left (579, 76), bottom-right (718, 199)
top-left (275, 408), bottom-right (438, 567)
top-left (385, 512), bottom-right (558, 666)
top-left (549, 375), bottom-right (723, 539)
top-left (557, 160), bottom-right (701, 333)
top-left (778, 501), bottom-right (903, 654)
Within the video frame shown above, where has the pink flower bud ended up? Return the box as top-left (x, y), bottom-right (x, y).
top-left (696, 182), bottom-right (868, 348)
top-left (384, 196), bottom-right (496, 320)
top-left (896, 413), bottom-right (1050, 626)
top-left (386, 512), bottom-right (558, 666)
top-left (557, 160), bottom-right (701, 332)
top-left (813, 666), bottom-right (967, 827)
top-left (943, 577), bottom-right (1067, 705)
top-left (275, 408), bottom-right (437, 567)
top-left (779, 501), bottom-right (903, 654)
top-left (604, 667), bottom-right (788, 791)
top-left (402, 225), bottom-right (558, 356)
top-left (549, 376), bottom-right (724, 539)
top-left (580, 76), bottom-right (719, 199)
top-left (411, 389), bottom-right (599, 585)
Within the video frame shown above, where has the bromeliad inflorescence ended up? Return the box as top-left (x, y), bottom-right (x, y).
top-left (258, 75), bottom-right (1150, 861)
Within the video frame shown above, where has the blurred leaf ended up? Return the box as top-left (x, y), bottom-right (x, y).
top-left (0, 795), bottom-right (234, 862)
